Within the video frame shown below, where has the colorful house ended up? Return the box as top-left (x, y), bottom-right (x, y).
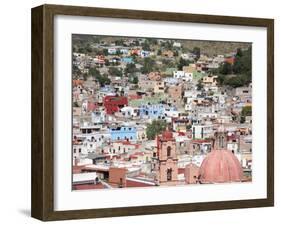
top-left (139, 104), bottom-right (165, 119)
top-left (109, 126), bottom-right (137, 141)
top-left (103, 96), bottom-right (128, 114)
top-left (121, 57), bottom-right (133, 64)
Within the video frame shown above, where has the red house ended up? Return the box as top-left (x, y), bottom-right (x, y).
top-left (103, 96), bottom-right (128, 114)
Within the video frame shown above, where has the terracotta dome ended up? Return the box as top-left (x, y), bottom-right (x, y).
top-left (198, 150), bottom-right (243, 183)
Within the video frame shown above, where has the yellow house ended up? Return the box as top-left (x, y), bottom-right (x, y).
top-left (202, 75), bottom-right (218, 86)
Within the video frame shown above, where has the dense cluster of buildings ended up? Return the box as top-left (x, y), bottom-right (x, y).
top-left (72, 36), bottom-right (252, 190)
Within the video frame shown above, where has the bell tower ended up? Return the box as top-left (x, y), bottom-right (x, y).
top-left (156, 130), bottom-right (178, 185)
top-left (214, 125), bottom-right (227, 149)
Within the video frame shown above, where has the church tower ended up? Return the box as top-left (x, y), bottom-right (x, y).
top-left (156, 130), bottom-right (178, 185)
top-left (214, 125), bottom-right (227, 149)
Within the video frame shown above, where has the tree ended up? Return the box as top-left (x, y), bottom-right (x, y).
top-left (192, 47), bottom-right (200, 61)
top-left (161, 40), bottom-right (173, 50)
top-left (105, 59), bottom-right (110, 66)
top-left (89, 68), bottom-right (110, 86)
top-left (240, 106), bottom-right (252, 123)
top-left (177, 57), bottom-right (191, 70)
top-left (219, 62), bottom-right (232, 75)
top-left (236, 48), bottom-right (243, 58)
top-left (85, 43), bottom-right (92, 53)
top-left (157, 49), bottom-right (162, 56)
top-left (115, 39), bottom-right (124, 46)
top-left (142, 40), bottom-right (151, 51)
top-left (217, 74), bottom-right (226, 85)
top-left (89, 67), bottom-right (100, 77)
top-left (141, 57), bottom-right (155, 74)
top-left (232, 60), bottom-right (243, 74)
top-left (125, 63), bottom-right (137, 75)
top-left (97, 74), bottom-right (110, 87)
top-left (78, 47), bottom-right (86, 53)
top-left (216, 47), bottom-right (252, 88)
top-left (102, 49), bottom-right (108, 56)
top-left (108, 67), bottom-right (123, 77)
top-left (146, 120), bottom-right (167, 140)
top-left (129, 76), bottom-right (138, 84)
top-left (233, 47), bottom-right (252, 80)
top-left (196, 80), bottom-right (204, 91)
top-left (224, 75), bottom-right (245, 88)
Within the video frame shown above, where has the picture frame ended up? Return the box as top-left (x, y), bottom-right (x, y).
top-left (31, 4), bottom-right (274, 221)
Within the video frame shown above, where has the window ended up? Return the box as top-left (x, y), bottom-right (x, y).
top-left (78, 148), bottom-right (81, 153)
top-left (74, 148), bottom-right (76, 153)
top-left (167, 146), bottom-right (171, 157)
top-left (167, 168), bottom-right (172, 181)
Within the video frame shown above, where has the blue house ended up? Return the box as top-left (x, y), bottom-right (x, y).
top-left (163, 77), bottom-right (179, 85)
top-left (121, 57), bottom-right (133, 64)
top-left (139, 104), bottom-right (165, 119)
top-left (109, 126), bottom-right (137, 141)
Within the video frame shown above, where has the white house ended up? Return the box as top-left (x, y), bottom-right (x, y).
top-left (120, 106), bottom-right (138, 118)
top-left (192, 124), bottom-right (213, 139)
top-left (173, 42), bottom-right (181, 48)
top-left (91, 110), bottom-right (106, 124)
top-left (164, 108), bottom-right (180, 118)
top-left (173, 70), bottom-right (193, 82)
top-left (108, 48), bottom-right (117, 54)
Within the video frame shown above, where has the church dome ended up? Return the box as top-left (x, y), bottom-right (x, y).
top-left (198, 149), bottom-right (243, 183)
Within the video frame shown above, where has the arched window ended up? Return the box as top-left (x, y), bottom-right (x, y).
top-left (167, 146), bottom-right (171, 157)
top-left (167, 168), bottom-right (172, 181)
